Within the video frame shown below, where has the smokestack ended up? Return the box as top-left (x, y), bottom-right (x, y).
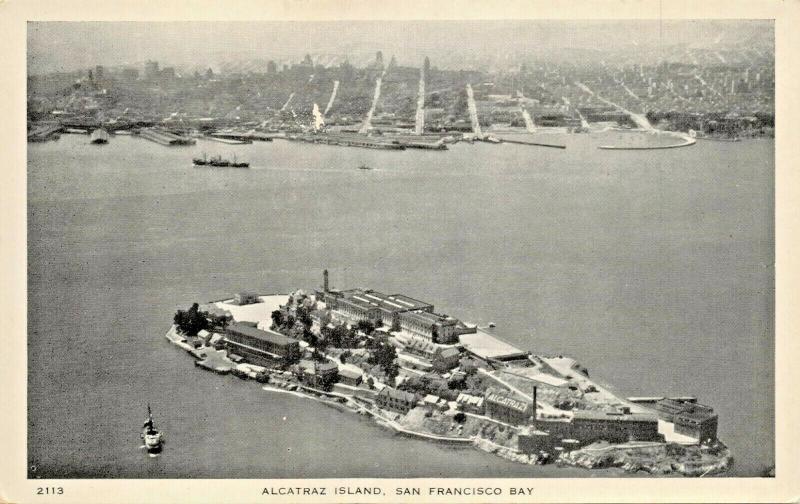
top-left (323, 269), bottom-right (329, 292)
top-left (532, 386), bottom-right (538, 423)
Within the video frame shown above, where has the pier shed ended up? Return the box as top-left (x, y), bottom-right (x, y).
top-left (459, 329), bottom-right (528, 362)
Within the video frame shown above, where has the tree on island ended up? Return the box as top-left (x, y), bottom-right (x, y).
top-left (281, 343), bottom-right (301, 367)
top-left (356, 320), bottom-right (376, 336)
top-left (367, 340), bottom-right (399, 382)
top-left (270, 310), bottom-right (284, 329)
top-left (323, 324), bottom-right (359, 349)
top-left (314, 333), bottom-right (329, 354)
top-left (210, 313), bottom-right (231, 330)
top-left (296, 306), bottom-right (313, 329)
top-left (173, 303), bottom-right (209, 336)
top-left (286, 320), bottom-right (308, 341)
top-left (311, 347), bottom-right (328, 363)
top-left (302, 327), bottom-right (318, 347)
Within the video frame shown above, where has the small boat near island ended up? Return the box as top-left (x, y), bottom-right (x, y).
top-left (193, 153), bottom-right (249, 168)
top-left (357, 164), bottom-right (373, 170)
top-left (89, 128), bottom-right (109, 144)
top-left (140, 404), bottom-right (164, 455)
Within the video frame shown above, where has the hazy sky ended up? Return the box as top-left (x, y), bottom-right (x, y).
top-left (28, 20), bottom-right (773, 74)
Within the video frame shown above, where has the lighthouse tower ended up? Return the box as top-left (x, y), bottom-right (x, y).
top-left (323, 269), bottom-right (329, 293)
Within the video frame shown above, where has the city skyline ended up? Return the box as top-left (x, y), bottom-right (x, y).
top-left (28, 20), bottom-right (773, 75)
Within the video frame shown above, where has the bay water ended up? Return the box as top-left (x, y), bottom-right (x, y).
top-left (27, 132), bottom-right (773, 477)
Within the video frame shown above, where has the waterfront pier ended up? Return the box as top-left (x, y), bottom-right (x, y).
top-left (138, 128), bottom-right (196, 146)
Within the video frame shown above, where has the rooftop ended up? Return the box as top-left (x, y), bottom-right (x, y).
top-left (348, 290), bottom-right (433, 312)
top-left (378, 387), bottom-right (417, 403)
top-left (227, 321), bottom-right (299, 347)
top-left (400, 310), bottom-right (457, 326)
top-left (572, 410), bottom-right (658, 423)
top-left (385, 293), bottom-right (433, 310)
top-left (675, 409), bottom-right (718, 422)
top-left (459, 329), bottom-right (528, 360)
top-left (456, 392), bottom-right (484, 407)
top-left (436, 347), bottom-right (461, 359)
top-left (298, 359), bottom-right (338, 374)
top-left (338, 367), bottom-right (363, 380)
top-left (336, 296), bottom-right (380, 312)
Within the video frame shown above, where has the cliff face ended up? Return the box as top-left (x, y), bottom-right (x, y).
top-left (557, 441), bottom-right (733, 476)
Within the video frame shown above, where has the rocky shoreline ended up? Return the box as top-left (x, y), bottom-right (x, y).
top-left (557, 441), bottom-right (733, 476)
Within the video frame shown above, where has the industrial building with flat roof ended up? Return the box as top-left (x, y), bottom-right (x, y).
top-left (332, 296), bottom-right (382, 324)
top-left (397, 309), bottom-right (459, 343)
top-left (654, 398), bottom-right (718, 442)
top-left (518, 410), bottom-right (663, 454)
top-left (323, 285), bottom-right (476, 344)
top-left (326, 288), bottom-right (435, 327)
top-left (223, 322), bottom-right (301, 363)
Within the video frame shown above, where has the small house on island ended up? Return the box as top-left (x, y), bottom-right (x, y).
top-left (234, 292), bottom-right (260, 305)
top-left (432, 346), bottom-right (461, 372)
top-left (294, 359), bottom-right (339, 389)
top-left (376, 387), bottom-right (418, 414)
top-left (337, 366), bottom-right (363, 387)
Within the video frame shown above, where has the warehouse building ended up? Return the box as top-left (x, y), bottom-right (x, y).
top-left (223, 322), bottom-right (301, 364)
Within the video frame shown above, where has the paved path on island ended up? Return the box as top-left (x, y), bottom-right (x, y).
top-left (575, 441), bottom-right (663, 453)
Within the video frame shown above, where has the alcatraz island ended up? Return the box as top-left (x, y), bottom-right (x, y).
top-left (166, 270), bottom-right (732, 476)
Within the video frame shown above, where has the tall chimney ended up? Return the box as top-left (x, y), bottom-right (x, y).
top-left (323, 269), bottom-right (329, 292)
top-left (532, 385), bottom-right (538, 423)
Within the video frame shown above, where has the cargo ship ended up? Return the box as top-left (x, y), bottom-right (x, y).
top-left (193, 154), bottom-right (249, 168)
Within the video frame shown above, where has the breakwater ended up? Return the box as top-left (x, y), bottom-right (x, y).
top-left (500, 138), bottom-right (567, 149)
top-left (597, 134), bottom-right (696, 150)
